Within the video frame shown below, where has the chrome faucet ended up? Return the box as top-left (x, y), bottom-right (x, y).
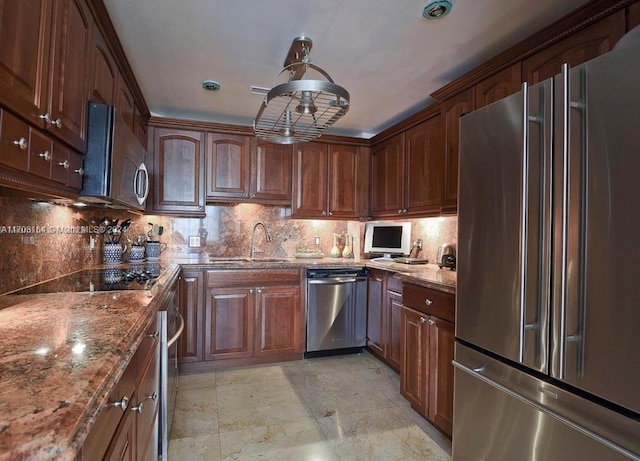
top-left (249, 222), bottom-right (271, 259)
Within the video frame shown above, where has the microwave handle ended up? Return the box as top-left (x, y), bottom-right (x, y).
top-left (134, 163), bottom-right (149, 205)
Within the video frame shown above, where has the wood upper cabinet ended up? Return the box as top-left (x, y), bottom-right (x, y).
top-left (0, 0), bottom-right (52, 127)
top-left (149, 126), bottom-right (205, 216)
top-left (178, 270), bottom-right (204, 364)
top-left (442, 88), bottom-right (475, 211)
top-left (629, 3), bottom-right (640, 30)
top-left (49, 0), bottom-right (92, 152)
top-left (370, 133), bottom-right (404, 217)
top-left (206, 135), bottom-right (291, 204)
top-left (206, 133), bottom-right (251, 200)
top-left (475, 63), bottom-right (522, 109)
top-left (117, 73), bottom-right (135, 132)
top-left (404, 115), bottom-right (444, 215)
top-left (0, 0), bottom-right (91, 152)
top-left (255, 285), bottom-right (302, 357)
top-left (89, 26), bottom-right (117, 106)
top-left (252, 140), bottom-right (292, 203)
top-left (292, 142), bottom-right (362, 218)
top-left (428, 316), bottom-right (455, 437)
top-left (205, 287), bottom-right (255, 361)
top-left (523, 11), bottom-right (626, 84)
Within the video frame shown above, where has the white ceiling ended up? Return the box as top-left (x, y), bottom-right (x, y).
top-left (103, 0), bottom-right (591, 138)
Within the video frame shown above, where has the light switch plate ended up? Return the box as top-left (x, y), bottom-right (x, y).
top-left (188, 236), bottom-right (202, 248)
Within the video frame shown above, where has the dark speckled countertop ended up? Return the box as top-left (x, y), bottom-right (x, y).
top-left (0, 257), bottom-right (454, 460)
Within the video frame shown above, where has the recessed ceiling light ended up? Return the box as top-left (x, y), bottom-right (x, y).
top-left (201, 80), bottom-right (221, 91)
top-left (423, 0), bottom-right (453, 20)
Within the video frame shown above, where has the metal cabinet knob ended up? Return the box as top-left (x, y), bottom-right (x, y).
top-left (257, 288), bottom-right (262, 294)
top-left (107, 396), bottom-right (129, 411)
top-left (39, 151), bottom-right (51, 161)
top-left (322, 211), bottom-right (327, 215)
top-left (75, 167), bottom-right (84, 176)
top-left (251, 193), bottom-right (256, 198)
top-left (402, 209), bottom-right (408, 214)
top-left (131, 402), bottom-right (144, 413)
top-left (245, 193), bottom-right (249, 198)
top-left (39, 113), bottom-right (52, 126)
top-left (147, 331), bottom-right (159, 339)
top-left (52, 118), bottom-right (62, 128)
top-left (145, 392), bottom-right (158, 402)
top-left (58, 160), bottom-right (69, 169)
top-left (425, 299), bottom-right (433, 306)
top-left (249, 289), bottom-right (254, 294)
top-left (428, 318), bottom-right (435, 326)
top-left (397, 209), bottom-right (403, 214)
top-left (13, 138), bottom-right (28, 150)
top-left (328, 211), bottom-right (333, 216)
top-left (419, 317), bottom-right (427, 323)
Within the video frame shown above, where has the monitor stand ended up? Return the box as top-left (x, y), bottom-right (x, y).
top-left (371, 253), bottom-right (395, 263)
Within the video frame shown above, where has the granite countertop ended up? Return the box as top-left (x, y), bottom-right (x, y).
top-left (0, 257), bottom-right (454, 460)
top-left (0, 264), bottom-right (180, 461)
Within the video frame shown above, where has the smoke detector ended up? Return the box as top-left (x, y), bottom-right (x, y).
top-left (201, 80), bottom-right (221, 91)
top-left (423, 0), bottom-right (453, 20)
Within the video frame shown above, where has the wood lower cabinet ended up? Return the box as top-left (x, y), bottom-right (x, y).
top-left (292, 142), bottom-right (363, 218)
top-left (178, 270), bottom-right (204, 364)
top-left (149, 126), bottom-right (205, 216)
top-left (401, 282), bottom-right (455, 438)
top-left (523, 11), bottom-right (626, 84)
top-left (366, 269), bottom-right (403, 372)
top-left (177, 268), bottom-right (305, 371)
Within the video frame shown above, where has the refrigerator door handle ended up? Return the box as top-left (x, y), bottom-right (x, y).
top-left (519, 82), bottom-right (530, 363)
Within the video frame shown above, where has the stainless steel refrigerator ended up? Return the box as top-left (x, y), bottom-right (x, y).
top-left (454, 38), bottom-right (640, 460)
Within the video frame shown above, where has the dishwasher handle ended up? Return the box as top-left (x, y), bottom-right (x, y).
top-left (308, 277), bottom-right (365, 285)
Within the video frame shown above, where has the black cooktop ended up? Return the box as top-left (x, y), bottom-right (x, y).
top-left (8, 264), bottom-right (165, 295)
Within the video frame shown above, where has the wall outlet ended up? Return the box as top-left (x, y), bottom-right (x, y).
top-left (188, 236), bottom-right (202, 248)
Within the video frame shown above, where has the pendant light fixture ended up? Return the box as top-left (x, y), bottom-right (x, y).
top-left (253, 37), bottom-right (350, 144)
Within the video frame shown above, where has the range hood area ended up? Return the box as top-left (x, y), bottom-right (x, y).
top-left (79, 103), bottom-right (149, 211)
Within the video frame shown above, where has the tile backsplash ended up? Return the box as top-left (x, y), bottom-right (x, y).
top-left (0, 196), bottom-right (457, 294)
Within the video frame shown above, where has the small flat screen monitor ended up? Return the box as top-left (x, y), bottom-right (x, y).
top-left (364, 222), bottom-right (412, 261)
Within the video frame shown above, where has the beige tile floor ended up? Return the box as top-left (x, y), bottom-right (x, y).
top-left (169, 351), bottom-right (452, 461)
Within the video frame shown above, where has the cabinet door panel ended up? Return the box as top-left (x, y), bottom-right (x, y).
top-left (179, 271), bottom-right (204, 364)
top-left (405, 117), bottom-right (444, 214)
top-left (255, 285), bottom-right (302, 356)
top-left (328, 144), bottom-right (359, 218)
top-left (442, 88), bottom-right (474, 210)
top-left (90, 31), bottom-right (117, 105)
top-left (371, 134), bottom-right (404, 217)
top-left (253, 141), bottom-right (292, 203)
top-left (116, 75), bottom-right (135, 131)
top-left (366, 270), bottom-right (386, 356)
top-left (206, 133), bottom-right (251, 199)
top-left (630, 3), bottom-right (640, 30)
top-left (523, 12), bottom-right (625, 84)
top-left (0, 0), bottom-right (51, 125)
top-left (428, 316), bottom-right (454, 437)
top-left (49, 0), bottom-right (91, 151)
top-left (292, 142), bottom-right (328, 217)
top-left (152, 128), bottom-right (205, 214)
top-left (386, 289), bottom-right (403, 372)
top-left (205, 287), bottom-right (254, 360)
top-left (0, 111), bottom-right (30, 172)
top-left (50, 140), bottom-right (70, 184)
top-left (475, 63), bottom-right (522, 109)
top-left (400, 307), bottom-right (428, 413)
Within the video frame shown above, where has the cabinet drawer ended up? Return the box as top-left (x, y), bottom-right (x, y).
top-left (206, 269), bottom-right (301, 287)
top-left (387, 274), bottom-right (403, 293)
top-left (402, 283), bottom-right (455, 322)
top-left (0, 110), bottom-right (30, 172)
top-left (81, 351), bottom-right (138, 460)
top-left (136, 338), bottom-right (160, 458)
top-left (137, 314), bottom-right (160, 378)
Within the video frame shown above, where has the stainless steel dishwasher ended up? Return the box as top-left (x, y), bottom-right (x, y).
top-left (306, 267), bottom-right (368, 356)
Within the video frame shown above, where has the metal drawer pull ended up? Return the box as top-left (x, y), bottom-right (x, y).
top-left (13, 138), bottom-right (28, 150)
top-left (425, 298), bottom-right (433, 306)
top-left (145, 392), bottom-right (158, 402)
top-left (58, 160), bottom-right (69, 169)
top-left (39, 151), bottom-right (51, 161)
top-left (131, 402), bottom-right (144, 413)
top-left (106, 396), bottom-right (129, 411)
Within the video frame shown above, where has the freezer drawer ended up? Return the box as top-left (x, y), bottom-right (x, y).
top-left (452, 343), bottom-right (640, 461)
